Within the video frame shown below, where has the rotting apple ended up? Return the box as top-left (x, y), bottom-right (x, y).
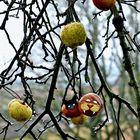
top-left (61, 101), bottom-right (82, 118)
top-left (71, 114), bottom-right (89, 125)
top-left (8, 99), bottom-right (32, 122)
top-left (78, 93), bottom-right (103, 117)
top-left (92, 0), bottom-right (116, 11)
top-left (60, 22), bottom-right (87, 49)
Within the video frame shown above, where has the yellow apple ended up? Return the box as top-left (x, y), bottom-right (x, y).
top-left (71, 114), bottom-right (89, 125)
top-left (60, 22), bottom-right (87, 49)
top-left (8, 99), bottom-right (32, 122)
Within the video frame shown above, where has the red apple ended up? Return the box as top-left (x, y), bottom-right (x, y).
top-left (92, 0), bottom-right (116, 11)
top-left (78, 93), bottom-right (103, 117)
top-left (61, 101), bottom-right (82, 118)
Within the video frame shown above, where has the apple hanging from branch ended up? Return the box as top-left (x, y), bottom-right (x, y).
top-left (71, 114), bottom-right (89, 125)
top-left (8, 99), bottom-right (32, 122)
top-left (61, 96), bottom-right (82, 118)
top-left (92, 0), bottom-right (116, 11)
top-left (78, 93), bottom-right (103, 117)
top-left (60, 22), bottom-right (87, 49)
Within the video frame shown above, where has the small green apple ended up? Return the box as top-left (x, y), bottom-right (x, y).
top-left (60, 22), bottom-right (87, 49)
top-left (8, 99), bottom-right (32, 122)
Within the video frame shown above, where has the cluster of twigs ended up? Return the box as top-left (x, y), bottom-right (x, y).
top-left (0, 0), bottom-right (140, 139)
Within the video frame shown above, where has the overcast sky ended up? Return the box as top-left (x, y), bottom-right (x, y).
top-left (0, 3), bottom-right (23, 72)
top-left (0, 1), bottom-right (132, 83)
